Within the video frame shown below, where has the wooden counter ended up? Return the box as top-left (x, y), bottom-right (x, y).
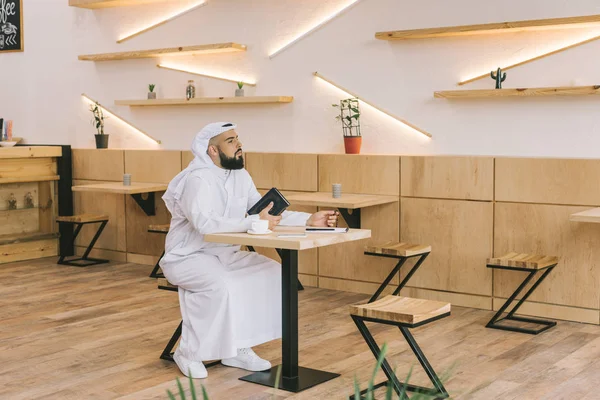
top-left (0, 146), bottom-right (61, 264)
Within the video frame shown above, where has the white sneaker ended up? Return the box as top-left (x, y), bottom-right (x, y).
top-left (221, 348), bottom-right (272, 372)
top-left (173, 351), bottom-right (208, 379)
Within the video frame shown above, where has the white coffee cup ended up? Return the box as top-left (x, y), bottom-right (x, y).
top-left (252, 219), bottom-right (269, 233)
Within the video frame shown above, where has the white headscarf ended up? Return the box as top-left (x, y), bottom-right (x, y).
top-left (162, 122), bottom-right (237, 213)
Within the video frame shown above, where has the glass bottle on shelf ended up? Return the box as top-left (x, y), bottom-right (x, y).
top-left (186, 80), bottom-right (196, 100)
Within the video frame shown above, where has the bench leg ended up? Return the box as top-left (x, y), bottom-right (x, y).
top-left (393, 253), bottom-right (430, 296)
top-left (149, 251), bottom-right (165, 278)
top-left (486, 265), bottom-right (557, 334)
top-left (369, 258), bottom-right (407, 303)
top-left (349, 316), bottom-right (448, 400)
top-left (58, 221), bottom-right (109, 267)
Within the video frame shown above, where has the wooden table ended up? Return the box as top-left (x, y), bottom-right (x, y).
top-left (72, 182), bottom-right (168, 216)
top-left (570, 208), bottom-right (600, 223)
top-left (284, 192), bottom-right (399, 228)
top-left (205, 227), bottom-right (372, 392)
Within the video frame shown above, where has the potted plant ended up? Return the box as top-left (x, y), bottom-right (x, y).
top-left (89, 101), bottom-right (109, 149)
top-left (148, 84), bottom-right (156, 99)
top-left (235, 82), bottom-right (245, 97)
top-left (333, 98), bottom-right (361, 154)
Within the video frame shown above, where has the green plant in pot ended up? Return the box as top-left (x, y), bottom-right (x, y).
top-left (235, 81), bottom-right (245, 97)
top-left (89, 101), bottom-right (109, 149)
top-left (333, 98), bottom-right (361, 154)
top-left (148, 84), bottom-right (156, 99)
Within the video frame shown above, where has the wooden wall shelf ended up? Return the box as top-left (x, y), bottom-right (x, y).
top-left (376, 14), bottom-right (600, 40)
top-left (115, 96), bottom-right (294, 106)
top-left (434, 85), bottom-right (600, 99)
top-left (69, 0), bottom-right (176, 8)
top-left (78, 43), bottom-right (246, 61)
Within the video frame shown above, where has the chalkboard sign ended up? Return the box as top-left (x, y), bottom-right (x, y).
top-left (0, 0), bottom-right (23, 53)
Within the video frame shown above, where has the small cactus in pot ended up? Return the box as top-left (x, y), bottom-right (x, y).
top-left (235, 81), bottom-right (245, 97)
top-left (490, 68), bottom-right (506, 89)
top-left (148, 84), bottom-right (156, 99)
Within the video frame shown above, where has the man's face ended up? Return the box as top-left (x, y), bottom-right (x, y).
top-left (214, 130), bottom-right (244, 170)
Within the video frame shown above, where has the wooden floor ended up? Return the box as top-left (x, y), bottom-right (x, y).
top-left (2, 258), bottom-right (600, 400)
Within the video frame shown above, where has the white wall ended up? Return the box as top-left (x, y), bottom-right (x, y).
top-left (3, 0), bottom-right (600, 157)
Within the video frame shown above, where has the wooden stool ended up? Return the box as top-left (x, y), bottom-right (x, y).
top-left (486, 253), bottom-right (560, 335)
top-left (349, 296), bottom-right (450, 399)
top-left (157, 278), bottom-right (220, 369)
top-left (364, 242), bottom-right (432, 303)
top-left (56, 214), bottom-right (109, 267)
top-left (148, 224), bottom-right (170, 278)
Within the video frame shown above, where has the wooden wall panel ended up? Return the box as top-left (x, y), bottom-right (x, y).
top-left (492, 298), bottom-right (599, 325)
top-left (72, 149), bottom-right (124, 181)
top-left (72, 179), bottom-right (126, 252)
top-left (124, 150), bottom-right (182, 184)
top-left (494, 203), bottom-right (600, 309)
top-left (495, 158), bottom-right (600, 205)
top-left (0, 158), bottom-right (57, 181)
top-left (401, 286), bottom-right (492, 310)
top-left (318, 155), bottom-right (400, 195)
top-left (246, 153), bottom-right (318, 191)
top-left (125, 191), bottom-right (171, 257)
top-left (319, 201), bottom-right (399, 283)
top-left (182, 151), bottom-right (193, 169)
top-left (400, 198), bottom-right (493, 296)
top-left (401, 156), bottom-right (493, 200)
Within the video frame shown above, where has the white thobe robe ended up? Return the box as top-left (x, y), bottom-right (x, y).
top-left (160, 166), bottom-right (310, 362)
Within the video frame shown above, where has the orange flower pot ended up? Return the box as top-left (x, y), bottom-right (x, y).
top-left (344, 136), bottom-right (362, 154)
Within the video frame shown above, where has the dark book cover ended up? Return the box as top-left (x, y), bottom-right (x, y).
top-left (248, 187), bottom-right (290, 216)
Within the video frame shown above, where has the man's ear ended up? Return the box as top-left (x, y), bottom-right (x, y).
top-left (207, 144), bottom-right (217, 157)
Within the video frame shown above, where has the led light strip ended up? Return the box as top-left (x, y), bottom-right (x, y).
top-left (157, 64), bottom-right (257, 86)
top-left (458, 32), bottom-right (600, 85)
top-left (82, 94), bottom-right (162, 145)
top-left (313, 72), bottom-right (432, 139)
top-left (269, 0), bottom-right (363, 59)
top-left (117, 1), bottom-right (207, 44)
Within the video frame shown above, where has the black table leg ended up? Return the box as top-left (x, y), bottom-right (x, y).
top-left (239, 249), bottom-right (340, 392)
top-left (131, 192), bottom-right (156, 216)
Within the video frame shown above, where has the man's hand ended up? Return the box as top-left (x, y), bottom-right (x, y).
top-left (307, 210), bottom-right (339, 227)
top-left (259, 202), bottom-right (282, 230)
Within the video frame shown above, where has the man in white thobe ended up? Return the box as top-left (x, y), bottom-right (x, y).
top-left (161, 122), bottom-right (338, 379)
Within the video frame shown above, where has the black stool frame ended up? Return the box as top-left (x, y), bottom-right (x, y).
top-left (157, 284), bottom-right (219, 369)
top-left (365, 251), bottom-right (430, 303)
top-left (349, 313), bottom-right (450, 400)
top-left (57, 220), bottom-right (109, 267)
top-left (486, 263), bottom-right (558, 334)
top-left (148, 227), bottom-right (168, 278)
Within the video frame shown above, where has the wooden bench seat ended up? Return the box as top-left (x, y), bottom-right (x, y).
top-left (148, 224), bottom-right (170, 234)
top-left (349, 295), bottom-right (451, 398)
top-left (350, 295), bottom-right (450, 325)
top-left (365, 242), bottom-right (431, 257)
top-left (487, 252), bottom-right (560, 270)
top-left (56, 214), bottom-right (109, 224)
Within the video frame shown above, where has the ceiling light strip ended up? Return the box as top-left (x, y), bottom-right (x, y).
top-left (117, 1), bottom-right (207, 44)
top-left (82, 93), bottom-right (162, 144)
top-left (313, 72), bottom-right (432, 138)
top-left (156, 64), bottom-right (257, 86)
top-left (269, 0), bottom-right (363, 59)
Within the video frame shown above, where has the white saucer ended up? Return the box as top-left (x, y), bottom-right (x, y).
top-left (247, 229), bottom-right (272, 235)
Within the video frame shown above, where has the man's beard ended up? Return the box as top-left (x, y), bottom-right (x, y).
top-left (218, 148), bottom-right (244, 170)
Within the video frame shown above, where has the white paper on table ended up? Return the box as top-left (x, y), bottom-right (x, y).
top-left (305, 227), bottom-right (349, 233)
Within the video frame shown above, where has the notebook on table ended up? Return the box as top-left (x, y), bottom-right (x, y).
top-left (306, 227), bottom-right (349, 233)
top-left (248, 187), bottom-right (290, 216)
